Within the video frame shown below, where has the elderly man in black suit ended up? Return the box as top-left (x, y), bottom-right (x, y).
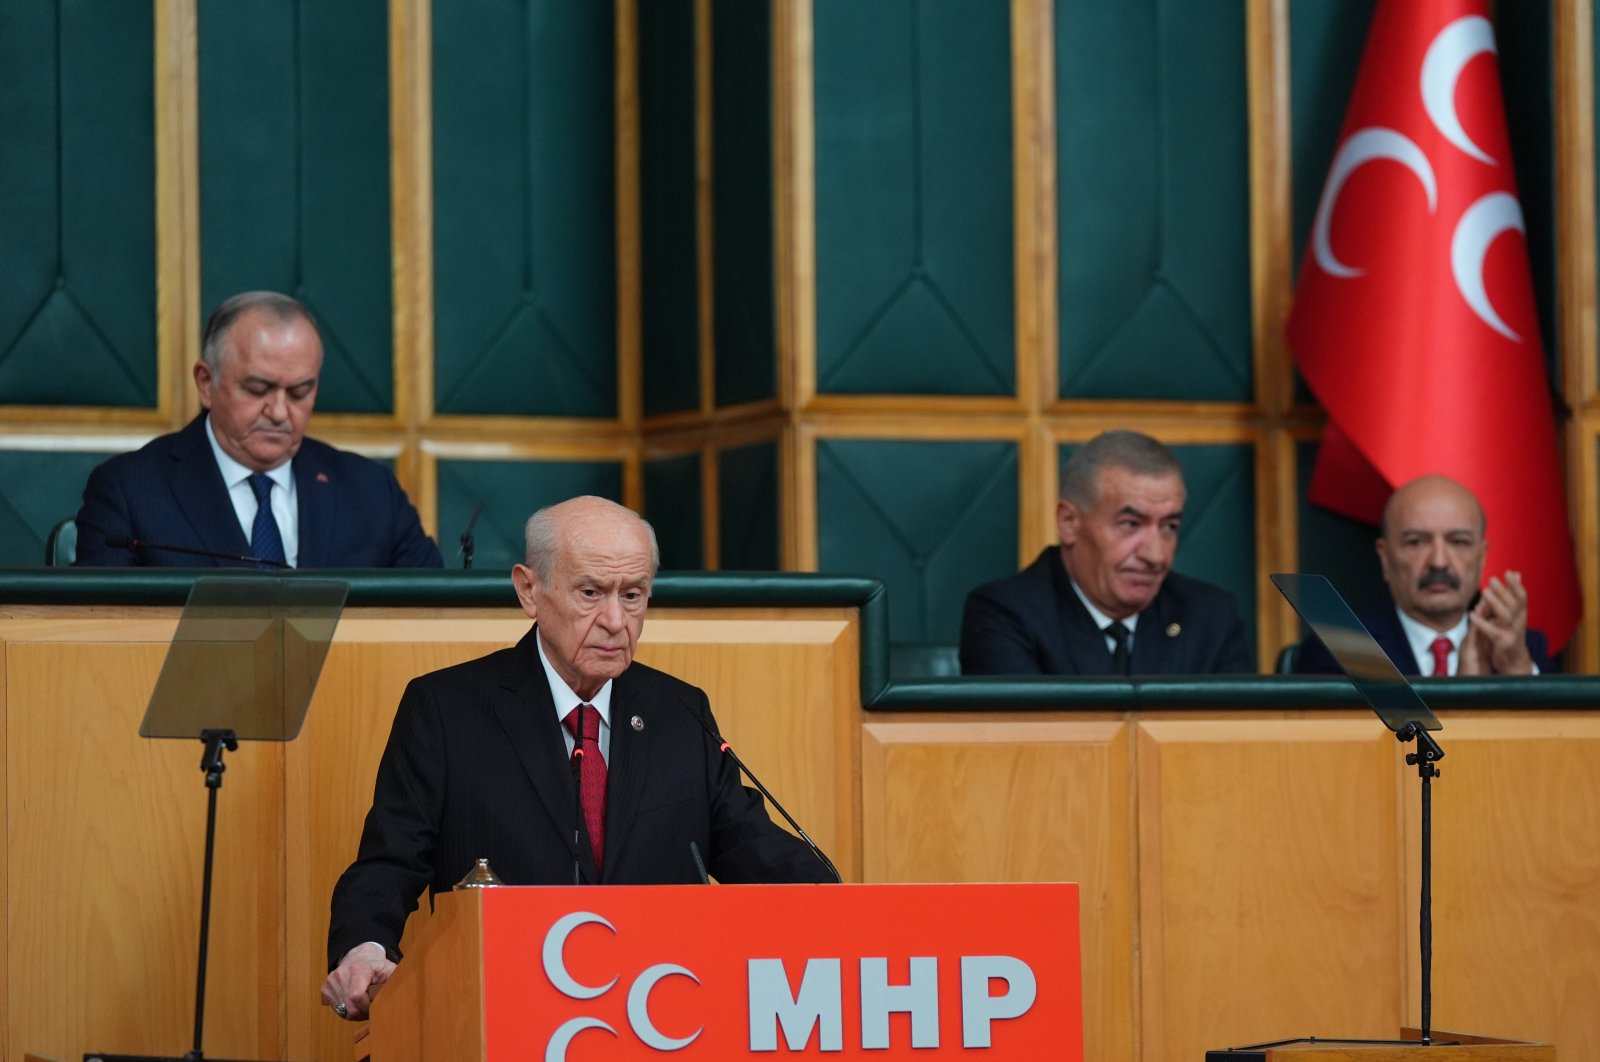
top-left (1297, 474), bottom-right (1553, 676)
top-left (960, 430), bottom-right (1252, 676)
top-left (321, 496), bottom-right (832, 1021)
top-left (74, 290), bottom-right (441, 568)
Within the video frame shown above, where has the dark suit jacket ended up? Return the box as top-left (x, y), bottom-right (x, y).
top-left (959, 547), bottom-right (1254, 675)
top-left (1295, 599), bottom-right (1555, 676)
top-left (74, 414), bottom-right (442, 568)
top-left (327, 627), bottom-right (832, 966)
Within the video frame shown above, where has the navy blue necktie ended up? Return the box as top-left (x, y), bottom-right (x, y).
top-left (1106, 621), bottom-right (1132, 675)
top-left (247, 473), bottom-right (287, 568)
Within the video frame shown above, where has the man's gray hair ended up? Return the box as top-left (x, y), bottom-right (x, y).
top-left (522, 500), bottom-right (661, 584)
top-left (1060, 430), bottom-right (1183, 508)
top-left (200, 291), bottom-right (317, 373)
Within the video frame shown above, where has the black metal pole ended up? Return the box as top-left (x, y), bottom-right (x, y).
top-left (188, 729), bottom-right (237, 1062)
top-left (1420, 769), bottom-right (1432, 1045)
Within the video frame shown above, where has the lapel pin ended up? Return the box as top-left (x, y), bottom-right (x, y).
top-left (316, 472), bottom-right (330, 484)
top-left (631, 715), bottom-right (644, 731)
top-left (1166, 622), bottom-right (1181, 637)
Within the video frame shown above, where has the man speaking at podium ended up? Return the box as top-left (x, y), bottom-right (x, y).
top-left (322, 496), bottom-right (832, 1021)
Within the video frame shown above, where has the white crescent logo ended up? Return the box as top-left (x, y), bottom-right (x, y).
top-left (1421, 15), bottom-right (1498, 164)
top-left (1311, 127), bottom-right (1438, 277)
top-left (544, 1017), bottom-right (616, 1062)
top-left (628, 963), bottom-right (704, 1050)
top-left (1452, 191), bottom-right (1525, 341)
top-left (542, 911), bottom-right (619, 999)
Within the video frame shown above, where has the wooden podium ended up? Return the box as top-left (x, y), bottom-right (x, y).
top-left (357, 883), bottom-right (1082, 1060)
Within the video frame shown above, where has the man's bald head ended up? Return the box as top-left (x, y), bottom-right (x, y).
top-left (1376, 475), bottom-right (1488, 631)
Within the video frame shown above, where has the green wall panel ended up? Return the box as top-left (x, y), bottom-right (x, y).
top-left (712, 0), bottom-right (778, 408)
top-left (0, 450), bottom-right (119, 566)
top-left (436, 458), bottom-right (624, 574)
top-left (433, 2), bottom-right (617, 418)
top-left (639, 0), bottom-right (700, 418)
top-left (1057, 440), bottom-right (1258, 655)
top-left (643, 453), bottom-right (703, 570)
top-left (198, 0), bottom-right (393, 414)
top-left (1289, 0), bottom-right (1374, 266)
top-left (0, 2), bottom-right (156, 408)
top-left (718, 441), bottom-right (780, 571)
top-left (1496, 2), bottom-right (1557, 380)
top-left (813, 0), bottom-right (1015, 396)
top-left (1294, 440), bottom-right (1388, 636)
top-left (817, 438), bottom-right (1017, 644)
top-left (1056, 0), bottom-right (1251, 401)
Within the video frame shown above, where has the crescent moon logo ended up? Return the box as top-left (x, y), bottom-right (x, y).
top-left (627, 963), bottom-right (704, 1050)
top-left (1312, 127), bottom-right (1438, 277)
top-left (1421, 15), bottom-right (1498, 165)
top-left (544, 1017), bottom-right (617, 1062)
top-left (1451, 191), bottom-right (1525, 341)
top-left (542, 911), bottom-right (619, 999)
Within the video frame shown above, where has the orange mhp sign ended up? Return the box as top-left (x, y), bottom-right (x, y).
top-left (479, 883), bottom-right (1081, 1059)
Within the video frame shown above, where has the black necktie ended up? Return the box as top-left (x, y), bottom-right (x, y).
top-left (1106, 621), bottom-right (1132, 675)
top-left (247, 473), bottom-right (287, 568)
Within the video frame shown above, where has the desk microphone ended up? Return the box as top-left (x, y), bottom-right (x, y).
top-left (457, 500), bottom-right (485, 570)
top-left (673, 692), bottom-right (842, 883)
top-left (104, 534), bottom-right (290, 569)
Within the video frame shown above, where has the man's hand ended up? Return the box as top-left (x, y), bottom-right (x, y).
top-left (320, 941), bottom-right (395, 1021)
top-left (1460, 571), bottom-right (1535, 676)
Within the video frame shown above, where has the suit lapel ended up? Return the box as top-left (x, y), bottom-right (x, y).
top-left (293, 445), bottom-right (334, 567)
top-left (168, 416), bottom-right (250, 563)
top-left (599, 670), bottom-right (650, 883)
top-left (1130, 586), bottom-right (1177, 673)
top-left (1367, 606), bottom-right (1423, 676)
top-left (1049, 556), bottom-right (1116, 675)
top-left (491, 628), bottom-right (597, 882)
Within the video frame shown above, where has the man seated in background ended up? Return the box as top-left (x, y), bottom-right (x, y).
top-left (960, 430), bottom-right (1252, 675)
top-left (74, 290), bottom-right (442, 568)
top-left (1297, 474), bottom-right (1552, 676)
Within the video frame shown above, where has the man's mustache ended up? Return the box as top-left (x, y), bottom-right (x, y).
top-left (1417, 568), bottom-right (1459, 591)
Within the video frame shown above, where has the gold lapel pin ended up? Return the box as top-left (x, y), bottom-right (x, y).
top-left (1166, 622), bottom-right (1181, 637)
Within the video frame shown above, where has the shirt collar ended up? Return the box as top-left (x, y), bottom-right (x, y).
top-left (1394, 606), bottom-right (1469, 673)
top-left (535, 628), bottom-right (613, 726)
top-left (204, 413), bottom-right (293, 491)
top-left (1070, 577), bottom-right (1140, 636)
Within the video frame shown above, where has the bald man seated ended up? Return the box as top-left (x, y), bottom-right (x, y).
top-left (1297, 474), bottom-right (1554, 676)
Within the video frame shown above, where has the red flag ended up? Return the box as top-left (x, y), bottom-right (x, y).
top-left (1287, 0), bottom-right (1580, 649)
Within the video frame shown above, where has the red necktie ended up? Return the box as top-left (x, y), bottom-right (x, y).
top-left (563, 704), bottom-right (607, 873)
top-left (1429, 636), bottom-right (1452, 677)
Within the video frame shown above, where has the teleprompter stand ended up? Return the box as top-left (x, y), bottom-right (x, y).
top-left (1207, 574), bottom-right (1452, 1058)
top-left (87, 576), bottom-right (347, 1062)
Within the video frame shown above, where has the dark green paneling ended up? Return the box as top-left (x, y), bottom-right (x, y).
top-left (1057, 440), bottom-right (1258, 655)
top-left (0, 451), bottom-right (118, 565)
top-left (435, 458), bottom-right (623, 573)
top-left (712, 0), bottom-right (777, 408)
top-left (198, 0), bottom-right (393, 414)
top-left (643, 453), bottom-right (703, 570)
top-left (1496, 1), bottom-right (1557, 383)
top-left (639, 0), bottom-right (700, 417)
top-left (0, 2), bottom-right (156, 408)
top-left (817, 438), bottom-right (1017, 644)
top-left (813, 0), bottom-right (1014, 396)
top-left (433, 3), bottom-right (616, 417)
top-left (1289, 0), bottom-right (1374, 266)
top-left (1056, 1), bottom-right (1251, 400)
top-left (718, 441), bottom-right (780, 570)
top-left (1294, 440), bottom-right (1388, 632)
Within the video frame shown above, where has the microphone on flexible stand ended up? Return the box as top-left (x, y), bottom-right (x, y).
top-left (568, 712), bottom-right (584, 886)
top-left (104, 534), bottom-right (290, 569)
top-left (457, 500), bottom-right (485, 570)
top-left (673, 693), bottom-right (842, 883)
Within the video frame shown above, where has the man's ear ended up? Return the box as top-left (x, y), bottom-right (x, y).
top-left (1056, 498), bottom-right (1081, 547)
top-left (193, 361), bottom-right (215, 409)
top-left (512, 564), bottom-right (540, 621)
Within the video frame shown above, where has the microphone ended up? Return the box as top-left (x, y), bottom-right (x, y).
top-left (674, 693), bottom-right (842, 883)
top-left (104, 534), bottom-right (290, 569)
top-left (457, 500), bottom-right (485, 570)
top-left (689, 840), bottom-right (710, 885)
top-left (568, 716), bottom-right (584, 886)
